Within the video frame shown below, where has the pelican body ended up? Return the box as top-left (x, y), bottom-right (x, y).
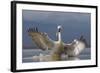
top-left (28, 25), bottom-right (87, 61)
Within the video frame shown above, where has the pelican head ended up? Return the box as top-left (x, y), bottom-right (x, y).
top-left (57, 25), bottom-right (62, 32)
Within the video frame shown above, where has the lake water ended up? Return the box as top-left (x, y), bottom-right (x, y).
top-left (22, 48), bottom-right (91, 63)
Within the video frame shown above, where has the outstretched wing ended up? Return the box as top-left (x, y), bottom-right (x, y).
top-left (63, 36), bottom-right (87, 56)
top-left (28, 27), bottom-right (55, 50)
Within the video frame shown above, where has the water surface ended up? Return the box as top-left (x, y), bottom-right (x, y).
top-left (22, 48), bottom-right (91, 63)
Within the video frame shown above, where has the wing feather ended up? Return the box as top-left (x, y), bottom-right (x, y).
top-left (28, 27), bottom-right (55, 50)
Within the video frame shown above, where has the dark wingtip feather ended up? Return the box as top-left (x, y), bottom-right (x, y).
top-left (35, 27), bottom-right (38, 32)
top-left (79, 35), bottom-right (89, 48)
top-left (27, 28), bottom-right (34, 32)
top-left (27, 27), bottom-right (39, 32)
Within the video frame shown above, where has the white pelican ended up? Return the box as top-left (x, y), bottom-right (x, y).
top-left (28, 25), bottom-right (87, 61)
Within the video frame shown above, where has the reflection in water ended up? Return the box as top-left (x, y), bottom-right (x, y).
top-left (61, 54), bottom-right (79, 60)
top-left (66, 57), bottom-right (79, 60)
top-left (32, 53), bottom-right (79, 62)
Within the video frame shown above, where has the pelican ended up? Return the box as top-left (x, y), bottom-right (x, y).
top-left (28, 25), bottom-right (87, 61)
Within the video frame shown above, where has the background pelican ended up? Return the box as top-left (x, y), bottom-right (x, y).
top-left (28, 25), bottom-right (87, 61)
